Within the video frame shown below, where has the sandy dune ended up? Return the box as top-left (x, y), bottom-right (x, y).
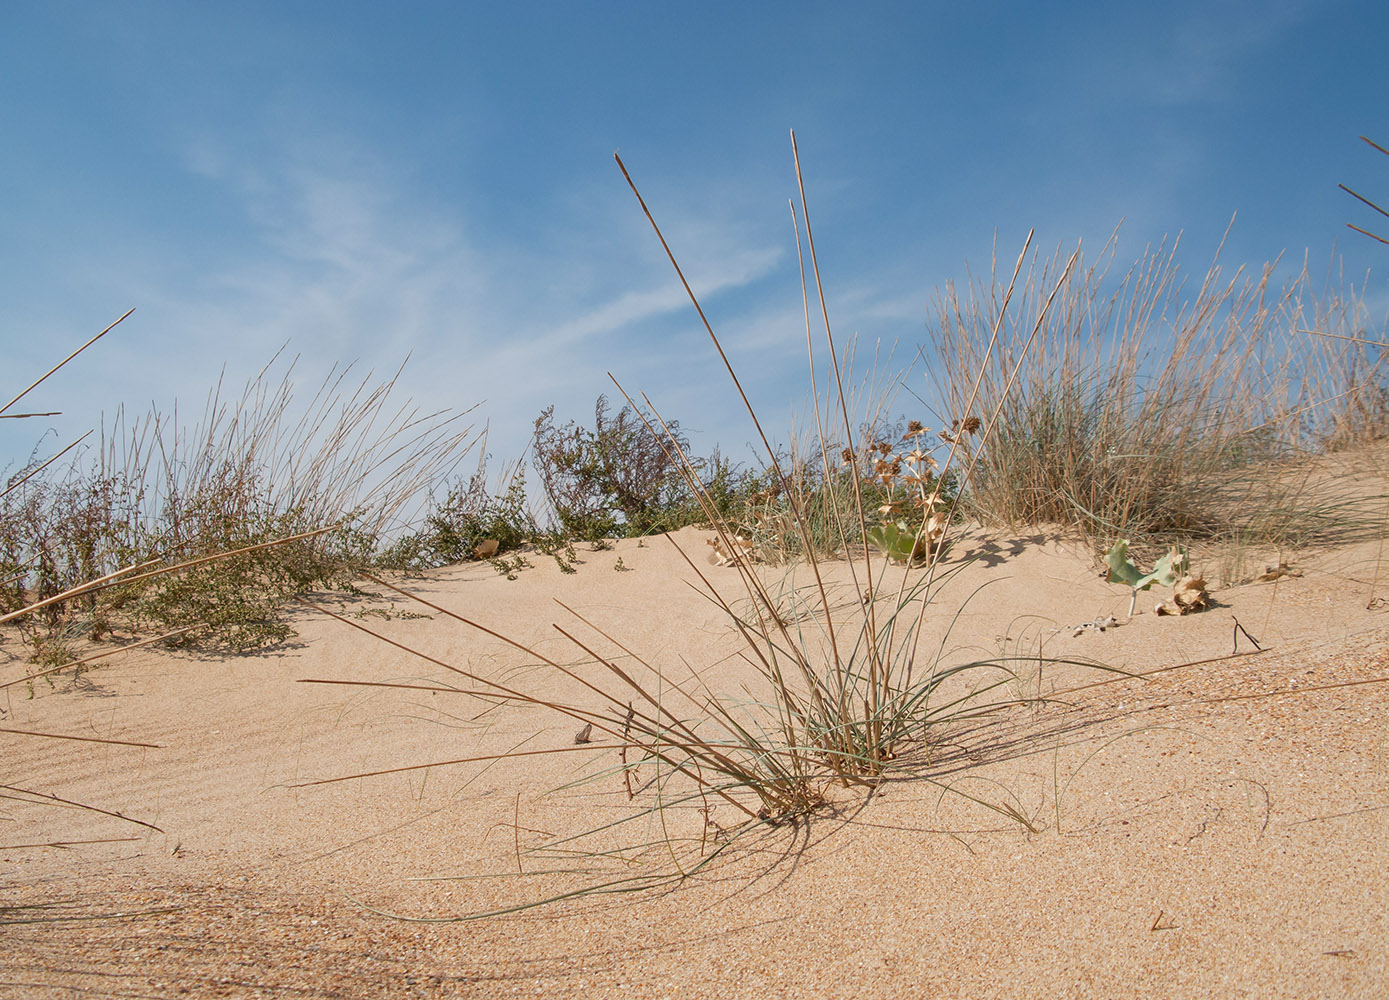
top-left (4, 513), bottom-right (1388, 998)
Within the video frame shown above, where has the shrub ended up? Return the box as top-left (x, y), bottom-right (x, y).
top-left (532, 395), bottom-right (697, 538)
top-left (377, 454), bottom-right (534, 569)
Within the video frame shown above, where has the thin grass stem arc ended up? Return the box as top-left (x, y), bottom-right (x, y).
top-left (0, 309), bottom-right (134, 417)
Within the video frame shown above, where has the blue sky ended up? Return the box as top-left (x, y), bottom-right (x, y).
top-left (3, 0), bottom-right (1388, 495)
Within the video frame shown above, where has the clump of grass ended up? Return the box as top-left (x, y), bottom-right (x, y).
top-left (2, 345), bottom-right (477, 656)
top-left (924, 228), bottom-right (1388, 555)
top-left (297, 137), bottom-right (1114, 919)
top-left (1294, 283), bottom-right (1389, 452)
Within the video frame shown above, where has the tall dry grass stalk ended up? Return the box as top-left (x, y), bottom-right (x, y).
top-left (1340, 134), bottom-right (1389, 246)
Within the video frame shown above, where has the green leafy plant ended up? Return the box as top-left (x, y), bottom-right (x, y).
top-left (488, 553), bottom-right (531, 580)
top-left (861, 419), bottom-right (972, 564)
top-left (378, 453), bottom-right (533, 570)
top-left (533, 530), bottom-right (578, 573)
top-left (1104, 539), bottom-right (1188, 617)
top-left (864, 520), bottom-right (928, 564)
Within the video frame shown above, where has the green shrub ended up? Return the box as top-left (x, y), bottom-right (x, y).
top-left (533, 395), bottom-right (699, 538)
top-left (378, 459), bottom-right (534, 569)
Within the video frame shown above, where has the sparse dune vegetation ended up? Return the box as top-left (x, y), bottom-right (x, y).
top-left (2, 343), bottom-right (476, 663)
top-left (5, 140), bottom-right (1389, 998)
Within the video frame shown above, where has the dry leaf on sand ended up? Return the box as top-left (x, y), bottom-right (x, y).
top-left (707, 534), bottom-right (757, 567)
top-left (925, 511), bottom-right (948, 551)
top-left (1155, 575), bottom-right (1209, 616)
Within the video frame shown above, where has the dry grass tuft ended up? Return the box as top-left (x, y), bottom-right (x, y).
top-left (2, 345), bottom-right (476, 660)
top-left (925, 227), bottom-right (1388, 555)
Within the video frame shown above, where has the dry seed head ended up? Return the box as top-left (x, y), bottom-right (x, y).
top-left (903, 448), bottom-right (937, 470)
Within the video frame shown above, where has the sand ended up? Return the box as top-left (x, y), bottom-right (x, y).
top-left (4, 505), bottom-right (1388, 998)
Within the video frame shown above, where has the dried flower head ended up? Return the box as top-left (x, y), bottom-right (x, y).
top-left (903, 448), bottom-right (937, 471)
top-left (873, 457), bottom-right (901, 485)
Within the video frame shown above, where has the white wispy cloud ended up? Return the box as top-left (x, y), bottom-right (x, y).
top-left (156, 126), bottom-right (793, 478)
